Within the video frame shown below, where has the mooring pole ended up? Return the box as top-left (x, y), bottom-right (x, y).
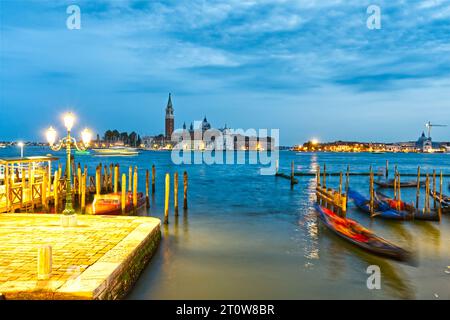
top-left (145, 169), bottom-right (150, 209)
top-left (174, 172), bottom-right (179, 216)
top-left (152, 165), bottom-right (156, 195)
top-left (164, 173), bottom-right (170, 224)
top-left (416, 166), bottom-right (421, 209)
top-left (183, 171), bottom-right (188, 210)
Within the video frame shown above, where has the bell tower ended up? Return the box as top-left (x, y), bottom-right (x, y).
top-left (165, 93), bottom-right (174, 141)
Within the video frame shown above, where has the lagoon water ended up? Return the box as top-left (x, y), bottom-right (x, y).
top-left (1, 147), bottom-right (449, 299)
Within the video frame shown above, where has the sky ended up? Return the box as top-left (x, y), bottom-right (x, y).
top-left (1, 0), bottom-right (449, 145)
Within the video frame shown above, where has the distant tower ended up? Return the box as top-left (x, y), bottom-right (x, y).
top-left (165, 93), bottom-right (174, 141)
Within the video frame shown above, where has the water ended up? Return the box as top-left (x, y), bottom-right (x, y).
top-left (1, 147), bottom-right (450, 299)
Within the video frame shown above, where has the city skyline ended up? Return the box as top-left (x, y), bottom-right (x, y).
top-left (1, 0), bottom-right (450, 144)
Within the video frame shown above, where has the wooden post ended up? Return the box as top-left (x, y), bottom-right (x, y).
top-left (114, 164), bottom-right (119, 193)
top-left (290, 161), bottom-right (295, 189)
top-left (81, 173), bottom-right (86, 214)
top-left (397, 172), bottom-right (402, 206)
top-left (133, 167), bottom-right (138, 211)
top-left (345, 165), bottom-right (350, 205)
top-left (42, 172), bottom-right (48, 211)
top-left (416, 166), bottom-right (421, 209)
top-left (432, 170), bottom-right (436, 209)
top-left (275, 159), bottom-right (279, 175)
top-left (425, 173), bottom-right (430, 213)
top-left (128, 166), bottom-right (132, 192)
top-left (174, 172), bottom-right (179, 215)
top-left (183, 171), bottom-right (188, 210)
top-left (77, 164), bottom-right (82, 204)
top-left (323, 164), bottom-right (327, 189)
top-left (152, 165), bottom-right (156, 194)
top-left (370, 166), bottom-right (374, 217)
top-left (317, 166), bottom-right (321, 186)
top-left (53, 170), bottom-right (59, 213)
top-left (95, 166), bottom-right (101, 196)
top-left (103, 165), bottom-right (108, 192)
top-left (164, 173), bottom-right (170, 224)
top-left (109, 163), bottom-right (114, 192)
top-left (121, 174), bottom-right (126, 214)
top-left (338, 172), bottom-right (343, 194)
top-left (385, 160), bottom-right (389, 179)
top-left (145, 169), bottom-right (150, 208)
top-left (438, 171), bottom-right (443, 221)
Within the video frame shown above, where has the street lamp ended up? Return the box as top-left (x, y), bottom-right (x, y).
top-left (46, 112), bottom-right (92, 215)
top-left (17, 142), bottom-right (24, 158)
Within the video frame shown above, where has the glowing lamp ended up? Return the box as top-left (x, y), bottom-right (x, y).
top-left (81, 128), bottom-right (92, 145)
top-left (63, 112), bottom-right (75, 131)
top-left (46, 126), bottom-right (57, 146)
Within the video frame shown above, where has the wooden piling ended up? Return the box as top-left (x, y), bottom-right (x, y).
top-left (323, 164), bottom-right (327, 189)
top-left (152, 165), bottom-right (156, 194)
top-left (425, 173), bottom-right (430, 213)
top-left (81, 173), bottom-right (86, 214)
top-left (164, 173), bottom-right (170, 224)
top-left (432, 170), bottom-right (436, 209)
top-left (416, 166), bottom-right (421, 209)
top-left (345, 165), bottom-right (350, 205)
top-left (438, 171), bottom-right (443, 221)
top-left (174, 172), bottom-right (179, 215)
top-left (109, 163), bottom-right (114, 192)
top-left (385, 160), bottom-right (389, 179)
top-left (290, 161), bottom-right (295, 189)
top-left (183, 171), bottom-right (188, 210)
top-left (95, 166), bottom-right (101, 196)
top-left (53, 170), bottom-right (59, 213)
top-left (145, 169), bottom-right (150, 209)
top-left (77, 165), bottom-right (82, 203)
top-left (114, 164), bottom-right (119, 193)
top-left (369, 166), bottom-right (374, 217)
top-left (317, 166), bottom-right (321, 186)
top-left (133, 167), bottom-right (138, 211)
top-left (128, 166), bottom-right (132, 192)
top-left (339, 172), bottom-right (343, 195)
top-left (121, 174), bottom-right (126, 214)
top-left (42, 172), bottom-right (48, 211)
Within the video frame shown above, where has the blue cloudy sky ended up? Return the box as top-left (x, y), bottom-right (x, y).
top-left (1, 0), bottom-right (449, 144)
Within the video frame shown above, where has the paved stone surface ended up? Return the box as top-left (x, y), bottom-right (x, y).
top-left (0, 213), bottom-right (160, 299)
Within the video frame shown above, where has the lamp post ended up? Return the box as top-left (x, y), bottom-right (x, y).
top-left (46, 112), bottom-right (92, 215)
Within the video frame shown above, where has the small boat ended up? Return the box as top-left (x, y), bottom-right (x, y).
top-left (75, 150), bottom-right (91, 156)
top-left (314, 203), bottom-right (411, 261)
top-left (375, 191), bottom-right (440, 221)
top-left (375, 179), bottom-right (422, 188)
top-left (86, 192), bottom-right (146, 215)
top-left (93, 146), bottom-right (139, 157)
top-left (348, 189), bottom-right (411, 220)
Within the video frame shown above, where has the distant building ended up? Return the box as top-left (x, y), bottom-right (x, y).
top-left (165, 93), bottom-right (174, 141)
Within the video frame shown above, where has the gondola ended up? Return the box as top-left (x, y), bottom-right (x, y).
top-left (347, 189), bottom-right (411, 220)
top-left (314, 203), bottom-right (411, 261)
top-left (86, 192), bottom-right (146, 215)
top-left (428, 190), bottom-right (450, 214)
top-left (374, 179), bottom-right (422, 188)
top-left (374, 191), bottom-right (440, 221)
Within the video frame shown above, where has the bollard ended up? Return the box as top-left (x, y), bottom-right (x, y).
top-left (164, 173), bottom-right (170, 224)
top-left (183, 171), bottom-right (188, 210)
top-left (114, 164), bottom-right (119, 193)
top-left (37, 245), bottom-right (52, 280)
top-left (174, 172), bottom-right (179, 215)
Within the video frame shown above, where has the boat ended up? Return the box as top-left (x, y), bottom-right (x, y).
top-left (428, 190), bottom-right (450, 214)
top-left (347, 189), bottom-right (411, 220)
top-left (374, 191), bottom-right (440, 221)
top-left (86, 192), bottom-right (146, 215)
top-left (75, 150), bottom-right (91, 156)
top-left (314, 203), bottom-right (411, 261)
top-left (92, 146), bottom-right (139, 157)
top-left (374, 179), bottom-right (422, 188)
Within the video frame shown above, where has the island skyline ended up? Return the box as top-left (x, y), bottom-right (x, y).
top-left (1, 1), bottom-right (449, 144)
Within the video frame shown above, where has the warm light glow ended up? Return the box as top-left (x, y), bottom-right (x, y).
top-left (17, 142), bottom-right (24, 147)
top-left (311, 139), bottom-right (319, 145)
top-left (81, 128), bottom-right (92, 145)
top-left (63, 112), bottom-right (75, 131)
top-left (46, 126), bottom-right (57, 146)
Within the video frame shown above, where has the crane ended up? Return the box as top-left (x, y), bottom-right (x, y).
top-left (425, 121), bottom-right (447, 139)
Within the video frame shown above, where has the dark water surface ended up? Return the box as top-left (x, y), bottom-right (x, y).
top-left (2, 147), bottom-right (449, 299)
